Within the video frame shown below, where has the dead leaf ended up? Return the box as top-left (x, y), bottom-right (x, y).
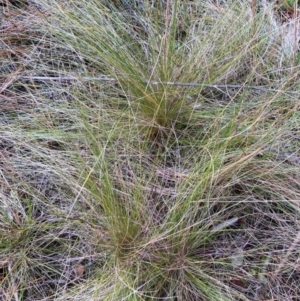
top-left (72, 264), bottom-right (85, 279)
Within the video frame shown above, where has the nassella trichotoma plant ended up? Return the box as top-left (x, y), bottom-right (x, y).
top-left (4, 0), bottom-right (298, 300)
top-left (38, 0), bottom-right (287, 141)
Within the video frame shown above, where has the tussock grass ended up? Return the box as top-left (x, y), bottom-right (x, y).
top-left (1, 0), bottom-right (300, 300)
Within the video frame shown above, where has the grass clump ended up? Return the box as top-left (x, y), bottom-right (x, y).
top-left (1, 0), bottom-right (300, 300)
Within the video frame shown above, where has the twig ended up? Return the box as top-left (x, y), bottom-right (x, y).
top-left (16, 75), bottom-right (117, 82)
top-left (15, 75), bottom-right (300, 95)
